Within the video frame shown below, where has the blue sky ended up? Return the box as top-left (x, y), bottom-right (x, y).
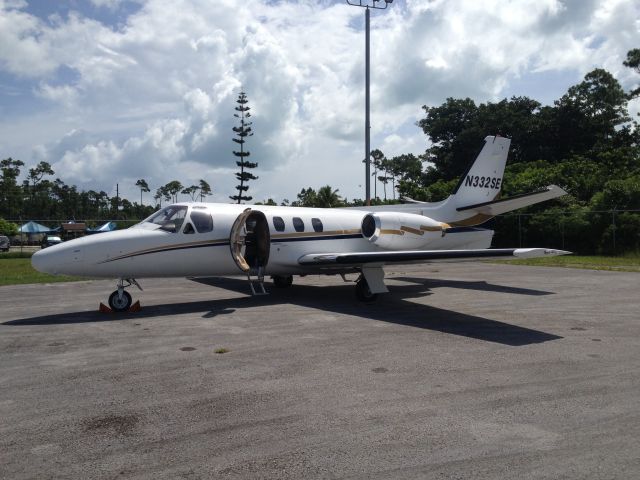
top-left (1, 0), bottom-right (639, 203)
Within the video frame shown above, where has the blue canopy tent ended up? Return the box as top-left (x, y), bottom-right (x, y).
top-left (86, 222), bottom-right (117, 234)
top-left (18, 221), bottom-right (54, 234)
top-left (18, 221), bottom-right (55, 244)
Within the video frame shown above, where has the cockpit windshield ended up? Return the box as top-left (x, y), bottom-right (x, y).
top-left (143, 205), bottom-right (188, 233)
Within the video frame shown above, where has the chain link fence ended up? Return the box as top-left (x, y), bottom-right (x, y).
top-left (5, 219), bottom-right (140, 250)
top-left (6, 210), bottom-right (640, 255)
top-left (492, 209), bottom-right (640, 255)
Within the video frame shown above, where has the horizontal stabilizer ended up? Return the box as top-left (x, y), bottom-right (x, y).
top-left (298, 248), bottom-right (570, 267)
top-left (399, 196), bottom-right (426, 204)
top-left (457, 185), bottom-right (567, 216)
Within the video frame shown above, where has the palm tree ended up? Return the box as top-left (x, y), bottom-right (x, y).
top-left (378, 158), bottom-right (393, 201)
top-left (154, 186), bottom-right (166, 207)
top-left (135, 179), bottom-right (150, 206)
top-left (386, 157), bottom-right (401, 200)
top-left (181, 185), bottom-right (199, 201)
top-left (199, 179), bottom-right (212, 201)
top-left (377, 174), bottom-right (389, 201)
top-left (163, 181), bottom-right (183, 203)
top-left (316, 185), bottom-right (342, 208)
top-left (370, 149), bottom-right (385, 200)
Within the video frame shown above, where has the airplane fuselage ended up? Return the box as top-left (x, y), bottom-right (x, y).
top-left (32, 203), bottom-right (492, 279)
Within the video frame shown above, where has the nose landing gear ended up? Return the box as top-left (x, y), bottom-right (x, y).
top-left (107, 278), bottom-right (142, 312)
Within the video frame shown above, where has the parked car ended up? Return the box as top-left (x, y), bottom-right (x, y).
top-left (0, 235), bottom-right (9, 252)
top-left (41, 235), bottom-right (63, 249)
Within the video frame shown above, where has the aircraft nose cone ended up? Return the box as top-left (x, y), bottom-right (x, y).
top-left (31, 243), bottom-right (85, 276)
top-left (31, 248), bottom-right (55, 274)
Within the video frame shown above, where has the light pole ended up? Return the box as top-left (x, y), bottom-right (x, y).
top-left (346, 0), bottom-right (393, 206)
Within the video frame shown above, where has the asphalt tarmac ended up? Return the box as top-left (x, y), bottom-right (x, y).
top-left (1, 263), bottom-right (639, 479)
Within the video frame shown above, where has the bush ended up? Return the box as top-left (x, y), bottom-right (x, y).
top-left (0, 218), bottom-right (19, 236)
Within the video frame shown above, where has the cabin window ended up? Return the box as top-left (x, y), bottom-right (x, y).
top-left (311, 218), bottom-right (323, 232)
top-left (183, 223), bottom-right (195, 234)
top-left (292, 217), bottom-right (304, 232)
top-left (272, 216), bottom-right (285, 232)
top-left (190, 211), bottom-right (213, 233)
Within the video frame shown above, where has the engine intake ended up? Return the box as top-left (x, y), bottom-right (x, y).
top-left (361, 212), bottom-right (448, 250)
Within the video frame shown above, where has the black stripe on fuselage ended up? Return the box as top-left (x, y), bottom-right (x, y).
top-left (444, 226), bottom-right (490, 233)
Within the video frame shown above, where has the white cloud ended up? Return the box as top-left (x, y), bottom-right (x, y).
top-left (35, 83), bottom-right (79, 107)
top-left (0, 0), bottom-right (638, 204)
top-left (90, 0), bottom-right (128, 9)
top-left (0, 0), bottom-right (56, 76)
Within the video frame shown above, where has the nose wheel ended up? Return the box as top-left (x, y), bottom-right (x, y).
top-left (107, 278), bottom-right (142, 312)
top-left (109, 290), bottom-right (132, 312)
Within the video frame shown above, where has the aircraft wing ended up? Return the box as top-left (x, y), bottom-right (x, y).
top-left (298, 248), bottom-right (570, 267)
top-left (457, 185), bottom-right (567, 216)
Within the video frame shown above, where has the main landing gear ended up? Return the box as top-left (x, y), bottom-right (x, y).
top-left (268, 272), bottom-right (382, 302)
top-left (272, 275), bottom-right (293, 288)
top-left (108, 278), bottom-right (142, 312)
top-left (355, 275), bottom-right (378, 303)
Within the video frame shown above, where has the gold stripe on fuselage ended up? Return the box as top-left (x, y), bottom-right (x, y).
top-left (400, 225), bottom-right (422, 236)
top-left (447, 213), bottom-right (493, 227)
top-left (380, 229), bottom-right (404, 236)
top-left (106, 230), bottom-right (363, 263)
top-left (101, 238), bottom-right (228, 263)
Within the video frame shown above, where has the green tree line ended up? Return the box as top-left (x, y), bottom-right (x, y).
top-left (0, 158), bottom-right (212, 228)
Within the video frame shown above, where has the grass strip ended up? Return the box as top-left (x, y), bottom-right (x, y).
top-left (494, 255), bottom-right (640, 272)
top-left (0, 258), bottom-right (87, 286)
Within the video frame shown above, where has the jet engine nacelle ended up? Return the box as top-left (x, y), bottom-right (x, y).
top-left (361, 212), bottom-right (448, 250)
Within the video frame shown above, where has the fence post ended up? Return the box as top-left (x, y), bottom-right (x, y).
top-left (612, 208), bottom-right (616, 255)
top-left (518, 214), bottom-right (522, 248)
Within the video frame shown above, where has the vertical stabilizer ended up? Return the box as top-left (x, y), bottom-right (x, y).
top-left (452, 135), bottom-right (510, 207)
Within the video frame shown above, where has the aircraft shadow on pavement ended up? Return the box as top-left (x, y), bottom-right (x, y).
top-left (3, 277), bottom-right (562, 347)
top-left (391, 277), bottom-right (554, 296)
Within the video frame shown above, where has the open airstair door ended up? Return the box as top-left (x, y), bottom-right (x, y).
top-left (229, 208), bottom-right (271, 295)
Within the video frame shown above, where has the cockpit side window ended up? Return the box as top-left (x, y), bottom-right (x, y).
top-left (190, 211), bottom-right (213, 233)
top-left (145, 205), bottom-right (188, 233)
top-left (183, 223), bottom-right (195, 234)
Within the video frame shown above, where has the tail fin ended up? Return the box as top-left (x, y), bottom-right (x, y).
top-left (452, 135), bottom-right (510, 207)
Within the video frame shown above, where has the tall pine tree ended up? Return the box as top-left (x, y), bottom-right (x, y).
top-left (230, 91), bottom-right (258, 203)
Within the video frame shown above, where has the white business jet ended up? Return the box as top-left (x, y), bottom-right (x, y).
top-left (32, 135), bottom-right (569, 311)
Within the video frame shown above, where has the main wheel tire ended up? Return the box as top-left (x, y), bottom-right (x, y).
top-left (108, 290), bottom-right (132, 312)
top-left (272, 275), bottom-right (293, 288)
top-left (355, 278), bottom-right (378, 303)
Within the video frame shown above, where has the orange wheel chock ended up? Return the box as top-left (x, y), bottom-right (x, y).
top-left (99, 303), bottom-right (113, 313)
top-left (99, 301), bottom-right (141, 313)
